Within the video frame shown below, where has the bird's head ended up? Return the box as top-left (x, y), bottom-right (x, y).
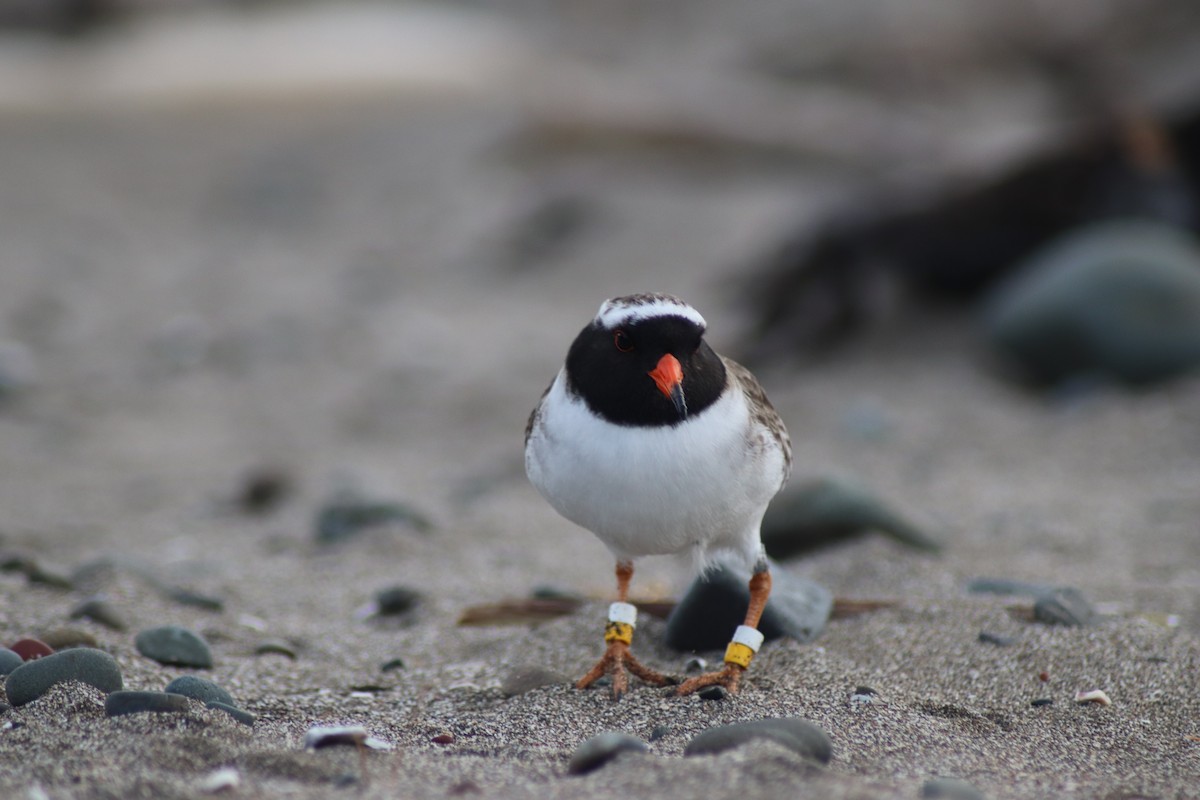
top-left (564, 293), bottom-right (727, 427)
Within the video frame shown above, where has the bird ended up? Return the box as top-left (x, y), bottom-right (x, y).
top-left (524, 293), bottom-right (792, 699)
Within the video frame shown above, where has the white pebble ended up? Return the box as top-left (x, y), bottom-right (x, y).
top-left (200, 767), bottom-right (241, 793)
top-left (1074, 689), bottom-right (1112, 706)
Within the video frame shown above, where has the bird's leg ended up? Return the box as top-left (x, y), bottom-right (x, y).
top-left (675, 558), bottom-right (772, 696)
top-left (576, 560), bottom-right (673, 700)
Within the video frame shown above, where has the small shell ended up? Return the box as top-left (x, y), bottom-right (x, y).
top-left (1074, 689), bottom-right (1112, 706)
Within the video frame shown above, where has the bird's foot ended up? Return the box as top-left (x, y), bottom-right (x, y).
top-left (674, 663), bottom-right (746, 696)
top-left (576, 641), bottom-right (674, 701)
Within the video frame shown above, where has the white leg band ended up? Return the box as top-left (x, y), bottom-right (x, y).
top-left (608, 602), bottom-right (638, 627)
top-left (731, 625), bottom-right (764, 652)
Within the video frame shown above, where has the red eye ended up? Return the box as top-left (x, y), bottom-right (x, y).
top-left (613, 330), bottom-right (634, 352)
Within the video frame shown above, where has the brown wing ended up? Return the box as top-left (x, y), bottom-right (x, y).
top-left (722, 356), bottom-right (792, 477)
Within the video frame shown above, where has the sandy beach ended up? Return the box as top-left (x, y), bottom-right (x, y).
top-left (2, 2), bottom-right (1200, 798)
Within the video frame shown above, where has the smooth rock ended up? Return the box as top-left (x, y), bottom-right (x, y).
top-left (922, 777), bottom-right (986, 800)
top-left (983, 220), bottom-right (1200, 386)
top-left (207, 701), bottom-right (256, 727)
top-left (1033, 587), bottom-right (1096, 627)
top-left (254, 640), bottom-right (298, 659)
top-left (665, 560), bottom-right (831, 651)
top-left (165, 587), bottom-right (225, 612)
top-left (10, 639), bottom-right (53, 661)
top-left (105, 690), bottom-right (191, 717)
top-left (165, 675), bottom-right (235, 707)
top-left (373, 586), bottom-right (422, 616)
top-left (761, 478), bottom-right (941, 557)
top-left (380, 658), bottom-right (406, 673)
top-left (315, 495), bottom-right (432, 544)
top-left (567, 732), bottom-right (648, 775)
top-left (39, 627), bottom-right (98, 650)
top-left (0, 648), bottom-right (24, 675)
top-left (684, 718), bottom-right (832, 763)
top-left (199, 767), bottom-right (241, 793)
top-left (0, 339), bottom-right (37, 402)
top-left (977, 631), bottom-right (1017, 647)
top-left (135, 625), bottom-right (213, 668)
top-left (697, 686), bottom-right (727, 701)
top-left (68, 597), bottom-right (128, 631)
top-left (5, 648), bottom-right (123, 706)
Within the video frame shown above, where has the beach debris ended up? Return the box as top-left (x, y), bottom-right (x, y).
top-left (4, 648), bottom-right (123, 706)
top-left (1075, 689), bottom-right (1113, 706)
top-left (849, 686), bottom-right (883, 707)
top-left (165, 675), bottom-right (236, 707)
top-left (199, 767), bottom-right (241, 794)
top-left (921, 776), bottom-right (986, 799)
top-left (0, 647), bottom-right (25, 674)
top-left (135, 625), bottom-right (214, 668)
top-left (9, 638), bottom-right (53, 661)
top-left (39, 627), bottom-right (98, 650)
top-left (684, 718), bottom-right (832, 763)
top-left (665, 559), bottom-right (831, 651)
top-left (68, 597), bottom-right (128, 631)
top-left (983, 221), bottom-right (1200, 387)
top-left (500, 665), bottom-right (567, 697)
top-left (304, 725), bottom-right (393, 750)
top-left (315, 493), bottom-right (432, 544)
top-left (457, 596), bottom-right (583, 626)
top-left (105, 690), bottom-right (191, 718)
top-left (761, 477), bottom-right (942, 557)
top-left (207, 701), bottom-right (256, 727)
top-left (567, 732), bottom-right (648, 775)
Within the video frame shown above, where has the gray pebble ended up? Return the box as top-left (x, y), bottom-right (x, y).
top-left (373, 586), bottom-right (422, 616)
top-left (135, 625), bottom-right (213, 668)
top-left (165, 675), bottom-right (235, 707)
top-left (1033, 587), bottom-right (1096, 627)
top-left (761, 477), bottom-right (941, 557)
top-left (105, 690), bottom-right (191, 718)
top-left (922, 777), bottom-right (986, 799)
top-left (665, 559), bottom-right (831, 652)
top-left (567, 732), bottom-right (648, 775)
top-left (39, 627), bottom-right (99, 650)
top-left (380, 658), bottom-right (406, 673)
top-left (164, 587), bottom-right (225, 612)
top-left (207, 701), bottom-right (256, 727)
top-left (500, 666), bottom-right (567, 697)
top-left (697, 686), bottom-right (727, 701)
top-left (977, 631), bottom-right (1017, 647)
top-left (69, 597), bottom-right (128, 631)
top-left (0, 648), bottom-right (24, 675)
top-left (5, 648), bottom-right (123, 706)
top-left (254, 640), bottom-right (298, 659)
top-left (684, 718), bottom-right (832, 763)
top-left (315, 495), bottom-right (432, 544)
top-left (0, 339), bottom-right (37, 403)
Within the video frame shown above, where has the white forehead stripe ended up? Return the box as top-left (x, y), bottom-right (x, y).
top-left (595, 295), bottom-right (706, 330)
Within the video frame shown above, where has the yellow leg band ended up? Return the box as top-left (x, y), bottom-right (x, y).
top-left (604, 621), bottom-right (634, 645)
top-left (724, 642), bottom-right (755, 669)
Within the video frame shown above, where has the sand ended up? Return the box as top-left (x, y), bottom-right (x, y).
top-left (2, 3), bottom-right (1200, 798)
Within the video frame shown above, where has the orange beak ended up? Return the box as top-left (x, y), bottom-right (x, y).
top-left (648, 354), bottom-right (687, 417)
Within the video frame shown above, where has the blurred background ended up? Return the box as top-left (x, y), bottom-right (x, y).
top-left (1, 0), bottom-right (1199, 606)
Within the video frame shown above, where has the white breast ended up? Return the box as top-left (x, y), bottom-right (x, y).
top-left (525, 369), bottom-right (788, 567)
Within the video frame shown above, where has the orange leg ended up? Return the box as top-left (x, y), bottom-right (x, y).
top-left (675, 562), bottom-right (772, 696)
top-left (576, 561), bottom-right (674, 700)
